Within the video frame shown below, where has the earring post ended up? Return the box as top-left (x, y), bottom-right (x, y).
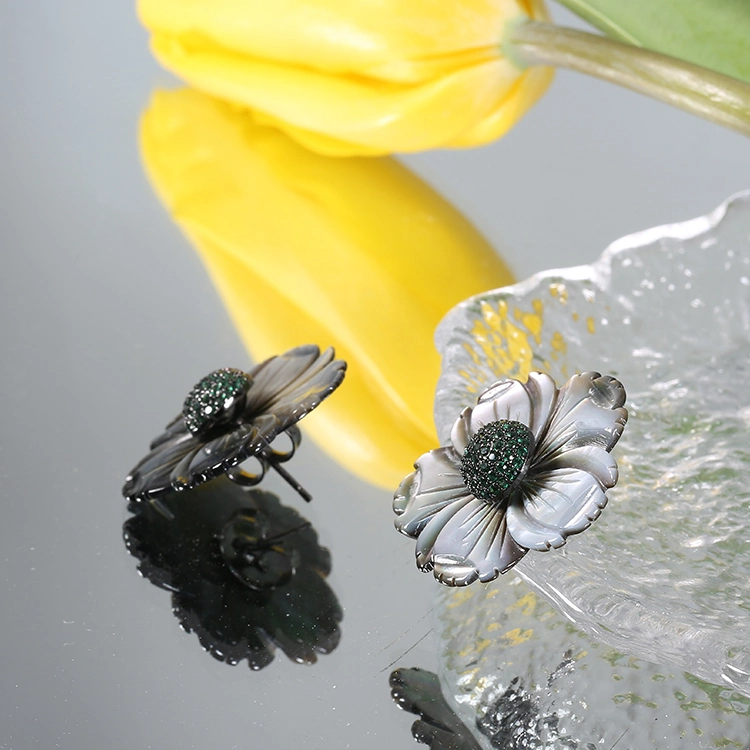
top-left (268, 459), bottom-right (313, 502)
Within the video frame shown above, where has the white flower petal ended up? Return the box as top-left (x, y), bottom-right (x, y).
top-left (449, 407), bottom-right (472, 454)
top-left (534, 445), bottom-right (618, 489)
top-left (393, 447), bottom-right (466, 538)
top-left (457, 373), bottom-right (558, 451)
top-left (471, 379), bottom-right (533, 432)
top-left (535, 372), bottom-right (627, 462)
top-left (523, 372), bottom-right (559, 441)
top-left (506, 467), bottom-right (609, 551)
top-left (416, 497), bottom-right (527, 586)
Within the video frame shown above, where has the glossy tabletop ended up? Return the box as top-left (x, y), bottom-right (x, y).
top-left (3, 3), bottom-right (750, 749)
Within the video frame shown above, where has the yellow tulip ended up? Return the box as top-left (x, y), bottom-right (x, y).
top-left (138, 0), bottom-right (553, 156)
top-left (140, 88), bottom-right (514, 489)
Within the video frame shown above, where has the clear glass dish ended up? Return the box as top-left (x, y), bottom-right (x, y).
top-left (434, 191), bottom-right (750, 748)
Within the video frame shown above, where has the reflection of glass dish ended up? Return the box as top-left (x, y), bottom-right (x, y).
top-left (437, 576), bottom-right (750, 749)
top-left (391, 667), bottom-right (549, 749)
top-left (123, 478), bottom-right (342, 670)
top-left (435, 190), bottom-right (750, 693)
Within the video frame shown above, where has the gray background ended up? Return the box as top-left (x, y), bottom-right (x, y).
top-left (2, 2), bottom-right (749, 749)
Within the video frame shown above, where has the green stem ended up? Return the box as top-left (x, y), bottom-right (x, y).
top-left (507, 20), bottom-right (750, 137)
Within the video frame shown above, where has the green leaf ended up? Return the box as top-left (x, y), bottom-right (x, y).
top-left (554, 0), bottom-right (750, 83)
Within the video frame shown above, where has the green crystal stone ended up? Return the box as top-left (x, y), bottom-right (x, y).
top-left (182, 368), bottom-right (252, 435)
top-left (460, 420), bottom-right (534, 502)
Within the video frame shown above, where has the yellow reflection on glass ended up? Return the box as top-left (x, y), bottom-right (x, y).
top-left (140, 88), bottom-right (514, 489)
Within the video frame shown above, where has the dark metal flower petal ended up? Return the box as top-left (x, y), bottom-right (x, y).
top-left (262, 354), bottom-right (346, 428)
top-left (148, 413), bottom-right (190, 450)
top-left (171, 422), bottom-right (265, 491)
top-left (123, 345), bottom-right (346, 502)
top-left (243, 345), bottom-right (346, 427)
top-left (123, 434), bottom-right (201, 501)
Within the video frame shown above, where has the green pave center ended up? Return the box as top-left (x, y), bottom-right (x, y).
top-left (460, 420), bottom-right (534, 502)
top-left (182, 368), bottom-right (252, 435)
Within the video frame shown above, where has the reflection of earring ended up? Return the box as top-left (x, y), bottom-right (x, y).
top-left (390, 667), bottom-right (481, 749)
top-left (391, 666), bottom-right (560, 748)
top-left (220, 501), bottom-right (311, 590)
top-left (123, 478), bottom-right (342, 669)
top-left (123, 345), bottom-right (346, 507)
top-left (394, 371), bottom-right (627, 586)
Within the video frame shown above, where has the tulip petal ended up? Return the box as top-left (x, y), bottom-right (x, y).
top-left (394, 447), bottom-right (466, 537)
top-left (506, 467), bottom-right (609, 550)
top-left (148, 35), bottom-right (528, 155)
top-left (416, 496), bottom-right (527, 585)
top-left (139, 0), bottom-right (538, 77)
top-left (139, 0), bottom-right (552, 154)
top-left (535, 372), bottom-right (627, 462)
top-left (446, 64), bottom-right (554, 148)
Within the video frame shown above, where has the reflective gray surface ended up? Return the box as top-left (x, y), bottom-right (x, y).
top-left (3, 2), bottom-right (750, 749)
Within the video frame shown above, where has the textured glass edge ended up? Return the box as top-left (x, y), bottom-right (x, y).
top-left (434, 189), bottom-right (749, 444)
top-left (432, 189), bottom-right (750, 696)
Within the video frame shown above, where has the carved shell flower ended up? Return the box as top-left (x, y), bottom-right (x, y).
top-left (393, 371), bottom-right (627, 586)
top-left (123, 345), bottom-right (346, 502)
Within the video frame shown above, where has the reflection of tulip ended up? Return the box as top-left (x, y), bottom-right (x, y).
top-left (140, 88), bottom-right (514, 490)
top-left (137, 0), bottom-right (553, 155)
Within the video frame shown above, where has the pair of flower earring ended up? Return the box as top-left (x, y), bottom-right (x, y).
top-left (124, 344), bottom-right (627, 590)
top-left (122, 344), bottom-right (347, 513)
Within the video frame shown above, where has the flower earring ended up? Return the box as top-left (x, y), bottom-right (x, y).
top-left (394, 371), bottom-right (627, 586)
top-left (123, 345), bottom-right (346, 508)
